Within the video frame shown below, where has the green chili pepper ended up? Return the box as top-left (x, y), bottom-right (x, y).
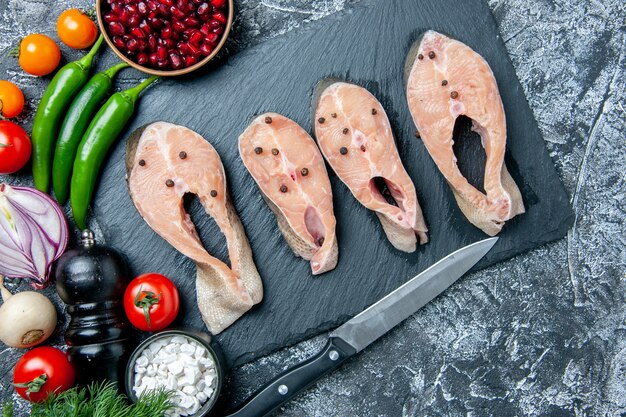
top-left (31, 35), bottom-right (104, 192)
top-left (52, 62), bottom-right (129, 204)
top-left (70, 76), bottom-right (158, 229)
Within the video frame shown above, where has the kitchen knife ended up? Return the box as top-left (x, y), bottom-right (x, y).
top-left (224, 237), bottom-right (498, 417)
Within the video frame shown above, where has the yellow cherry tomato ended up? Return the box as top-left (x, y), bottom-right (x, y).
top-left (19, 34), bottom-right (61, 77)
top-left (57, 9), bottom-right (99, 49)
top-left (0, 81), bottom-right (25, 118)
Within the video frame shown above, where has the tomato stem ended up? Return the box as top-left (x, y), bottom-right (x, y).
top-left (13, 373), bottom-right (48, 397)
top-left (134, 285), bottom-right (161, 329)
top-left (83, 7), bottom-right (97, 20)
top-left (7, 45), bottom-right (19, 58)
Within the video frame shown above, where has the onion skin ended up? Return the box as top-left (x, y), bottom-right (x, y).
top-left (0, 183), bottom-right (68, 288)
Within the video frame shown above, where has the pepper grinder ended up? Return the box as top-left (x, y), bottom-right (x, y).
top-left (56, 229), bottom-right (132, 387)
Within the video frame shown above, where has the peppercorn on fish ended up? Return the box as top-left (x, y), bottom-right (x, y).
top-left (126, 122), bottom-right (263, 334)
top-left (313, 80), bottom-right (428, 253)
top-left (239, 113), bottom-right (338, 275)
top-left (405, 31), bottom-right (524, 235)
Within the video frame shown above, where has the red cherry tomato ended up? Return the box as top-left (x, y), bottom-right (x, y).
top-left (13, 347), bottom-right (75, 403)
top-left (124, 273), bottom-right (180, 331)
top-left (0, 120), bottom-right (32, 174)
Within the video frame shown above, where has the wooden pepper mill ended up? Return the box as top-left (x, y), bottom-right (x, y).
top-left (55, 229), bottom-right (132, 387)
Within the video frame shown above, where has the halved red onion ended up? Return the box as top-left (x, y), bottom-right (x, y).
top-left (0, 184), bottom-right (68, 288)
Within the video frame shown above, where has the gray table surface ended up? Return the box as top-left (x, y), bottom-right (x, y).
top-left (1, 0), bottom-right (624, 416)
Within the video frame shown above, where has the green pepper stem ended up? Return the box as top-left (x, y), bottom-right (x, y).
top-left (125, 76), bottom-right (159, 102)
top-left (77, 34), bottom-right (104, 70)
top-left (103, 62), bottom-right (130, 79)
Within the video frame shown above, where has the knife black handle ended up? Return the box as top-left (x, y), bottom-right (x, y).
top-left (223, 337), bottom-right (356, 417)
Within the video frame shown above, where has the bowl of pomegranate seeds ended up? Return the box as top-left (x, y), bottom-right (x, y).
top-left (97, 0), bottom-right (232, 76)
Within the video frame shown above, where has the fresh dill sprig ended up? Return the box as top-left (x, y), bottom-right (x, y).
top-left (28, 381), bottom-right (174, 417)
top-left (2, 400), bottom-right (13, 417)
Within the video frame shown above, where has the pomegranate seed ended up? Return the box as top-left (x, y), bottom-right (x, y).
top-left (149, 52), bottom-right (159, 65)
top-left (139, 19), bottom-right (150, 31)
top-left (188, 30), bottom-right (204, 45)
top-left (170, 6), bottom-right (185, 19)
top-left (148, 34), bottom-right (158, 50)
top-left (208, 19), bottom-right (221, 29)
top-left (137, 53), bottom-right (149, 65)
top-left (127, 38), bottom-right (140, 52)
top-left (159, 0), bottom-right (174, 6)
top-left (172, 20), bottom-right (186, 32)
top-left (200, 42), bottom-right (213, 56)
top-left (157, 3), bottom-right (169, 16)
top-left (177, 0), bottom-right (188, 10)
top-left (161, 26), bottom-right (173, 38)
top-left (148, 17), bottom-right (163, 29)
top-left (118, 9), bottom-right (131, 23)
top-left (212, 12), bottom-right (226, 24)
top-left (137, 1), bottom-right (148, 14)
top-left (170, 52), bottom-right (182, 69)
top-left (184, 16), bottom-right (200, 27)
top-left (211, 25), bottom-right (223, 35)
top-left (183, 28), bottom-right (194, 39)
top-left (206, 33), bottom-right (218, 44)
top-left (192, 0), bottom-right (203, 4)
top-left (200, 23), bottom-right (211, 35)
top-left (111, 2), bottom-right (123, 14)
top-left (103, 12), bottom-right (119, 23)
top-left (126, 4), bottom-right (138, 14)
top-left (185, 55), bottom-right (197, 66)
top-left (162, 38), bottom-right (175, 48)
top-left (177, 42), bottom-right (191, 55)
top-left (210, 0), bottom-right (226, 8)
top-left (187, 42), bottom-right (200, 55)
top-left (197, 2), bottom-right (210, 15)
top-left (157, 45), bottom-right (167, 60)
top-left (157, 59), bottom-right (170, 69)
top-left (138, 38), bottom-right (148, 50)
top-left (128, 14), bottom-right (141, 26)
top-left (112, 36), bottom-right (126, 49)
top-left (109, 22), bottom-right (126, 36)
top-left (147, 0), bottom-right (158, 10)
top-left (132, 27), bottom-right (147, 38)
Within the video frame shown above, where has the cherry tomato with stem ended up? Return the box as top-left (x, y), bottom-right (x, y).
top-left (18, 34), bottom-right (61, 77)
top-left (0, 120), bottom-right (32, 174)
top-left (0, 80), bottom-right (25, 118)
top-left (124, 273), bottom-right (180, 331)
top-left (57, 9), bottom-right (99, 49)
top-left (13, 346), bottom-right (75, 403)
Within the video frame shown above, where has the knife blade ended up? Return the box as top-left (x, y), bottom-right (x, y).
top-left (224, 237), bottom-right (498, 417)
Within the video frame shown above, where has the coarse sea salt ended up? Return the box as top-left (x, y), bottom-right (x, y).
top-left (133, 335), bottom-right (218, 416)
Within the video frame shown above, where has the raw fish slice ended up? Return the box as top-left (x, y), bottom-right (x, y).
top-left (313, 80), bottom-right (428, 252)
top-left (126, 122), bottom-right (263, 334)
top-left (405, 30), bottom-right (524, 235)
top-left (239, 113), bottom-right (338, 275)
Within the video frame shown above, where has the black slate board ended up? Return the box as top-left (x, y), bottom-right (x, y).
top-left (94, 0), bottom-right (573, 367)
